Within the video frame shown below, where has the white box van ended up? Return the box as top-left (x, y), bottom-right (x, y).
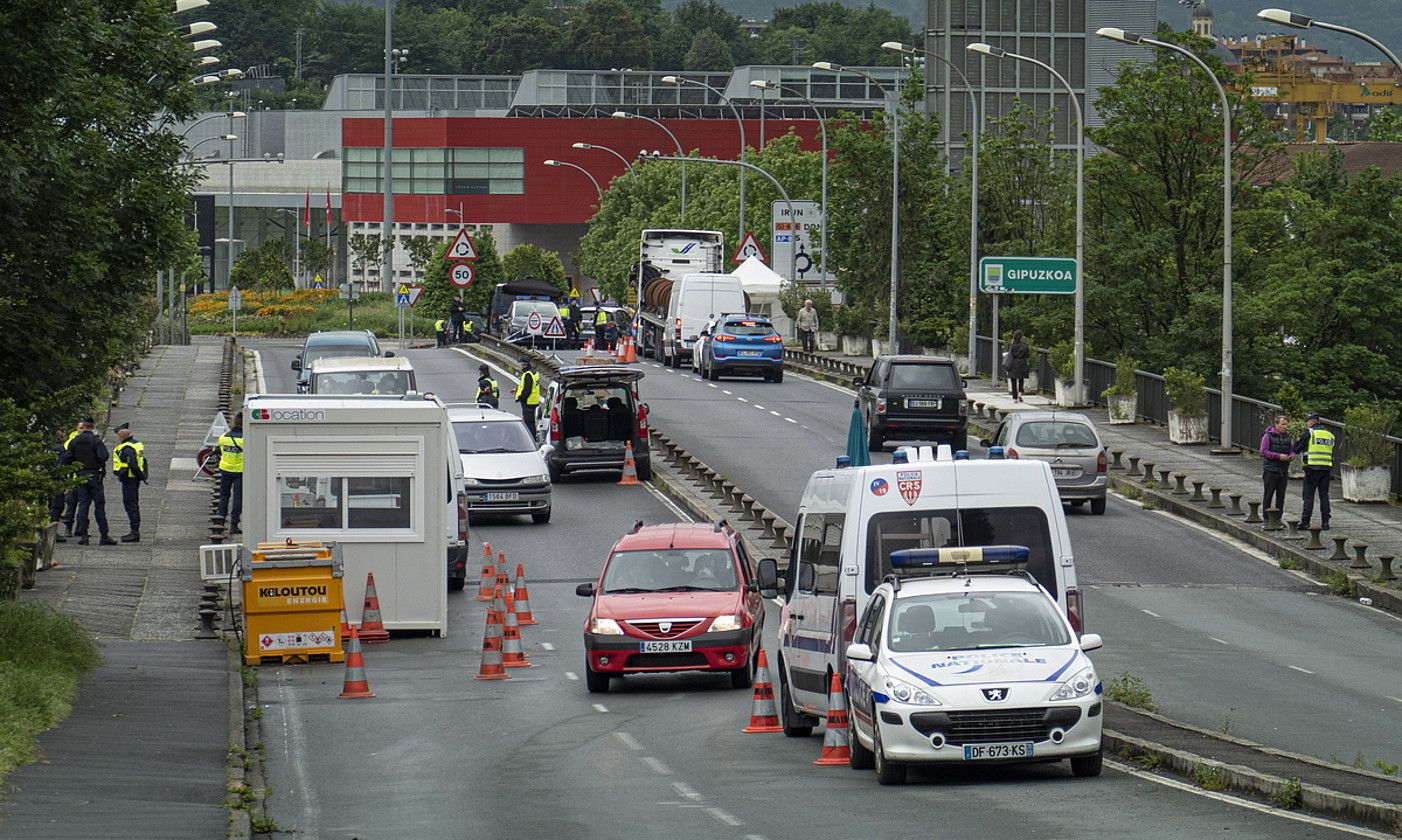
top-left (662, 272), bottom-right (748, 368)
top-left (308, 356), bottom-right (417, 395)
top-left (761, 446), bottom-right (1082, 730)
top-left (241, 394), bottom-right (469, 634)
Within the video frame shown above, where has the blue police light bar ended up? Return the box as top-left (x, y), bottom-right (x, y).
top-left (889, 545), bottom-right (1031, 570)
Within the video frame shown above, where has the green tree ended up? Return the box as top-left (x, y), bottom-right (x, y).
top-left (419, 226), bottom-right (504, 318)
top-left (302, 238), bottom-right (332, 282)
top-left (567, 0), bottom-right (652, 70)
top-left (348, 234), bottom-right (382, 285)
top-left (1366, 106), bottom-right (1402, 141)
top-left (683, 28), bottom-right (733, 71)
top-left (231, 241), bottom-right (295, 292)
top-left (473, 14), bottom-right (564, 75)
top-left (756, 4), bottom-right (913, 67)
top-left (502, 244), bottom-right (567, 289)
top-left (402, 235), bottom-right (440, 283)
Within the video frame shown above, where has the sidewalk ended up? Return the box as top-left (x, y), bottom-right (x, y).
top-left (1, 340), bottom-right (230, 839)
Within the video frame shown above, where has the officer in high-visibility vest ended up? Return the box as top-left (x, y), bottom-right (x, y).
top-left (514, 359), bottom-right (542, 441)
top-left (1293, 412), bottom-right (1336, 531)
top-left (558, 301), bottom-right (575, 341)
top-left (59, 418), bottom-right (116, 546)
top-left (111, 422), bottom-right (147, 543)
top-left (216, 413), bottom-right (245, 535)
top-left (434, 317), bottom-right (447, 348)
top-left (595, 307), bottom-right (615, 351)
top-left (55, 422), bottom-right (83, 541)
top-left (475, 364), bottom-right (500, 408)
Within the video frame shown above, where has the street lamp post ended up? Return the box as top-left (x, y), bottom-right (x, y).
top-left (883, 41), bottom-right (982, 376)
top-left (661, 76), bottom-right (746, 245)
top-left (752, 80), bottom-right (829, 284)
top-left (1097, 27), bottom-right (1235, 450)
top-left (544, 159), bottom-right (603, 201)
top-left (571, 142), bottom-right (637, 178)
top-left (612, 111), bottom-right (686, 220)
top-left (816, 61), bottom-right (901, 350)
top-left (969, 42), bottom-right (1085, 404)
top-left (1258, 9), bottom-right (1402, 73)
top-left (381, 1), bottom-right (395, 293)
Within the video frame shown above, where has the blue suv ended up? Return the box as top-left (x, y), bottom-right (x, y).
top-left (699, 316), bottom-right (784, 383)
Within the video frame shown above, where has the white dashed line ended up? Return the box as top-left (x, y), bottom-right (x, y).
top-left (1209, 637), bottom-right (1230, 646)
top-left (592, 703), bottom-right (609, 713)
top-left (673, 781), bottom-right (702, 801)
top-left (1388, 696), bottom-right (1402, 704)
top-left (753, 404), bottom-right (766, 410)
top-left (1141, 609), bottom-right (1161, 618)
top-left (737, 397), bottom-right (747, 402)
top-left (722, 390), bottom-right (732, 395)
top-left (1289, 665), bottom-right (1314, 675)
top-left (769, 410), bottom-right (781, 416)
top-left (642, 756), bottom-right (672, 775)
top-left (708, 383), bottom-right (718, 388)
top-left (785, 417), bottom-right (797, 424)
top-left (613, 732), bottom-right (644, 751)
top-left (564, 671), bottom-right (578, 681)
top-left (707, 808), bottom-right (742, 827)
top-left (540, 642), bottom-right (555, 651)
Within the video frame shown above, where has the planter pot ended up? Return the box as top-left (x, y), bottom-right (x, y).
top-left (1168, 410), bottom-right (1209, 445)
top-left (1341, 463), bottom-right (1392, 503)
top-left (871, 339), bottom-right (892, 357)
top-left (840, 335), bottom-right (867, 357)
top-left (1106, 394), bottom-right (1137, 425)
top-left (818, 331), bottom-right (839, 352)
top-left (1054, 379), bottom-right (1088, 407)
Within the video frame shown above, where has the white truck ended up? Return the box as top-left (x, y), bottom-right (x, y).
top-left (241, 393), bottom-right (471, 635)
top-left (635, 229), bottom-right (726, 366)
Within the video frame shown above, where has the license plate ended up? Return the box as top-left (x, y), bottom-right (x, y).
top-left (908, 399), bottom-right (941, 409)
top-left (738, 350), bottom-right (762, 357)
top-left (963, 742), bottom-right (1033, 760)
top-left (483, 492), bottom-right (520, 501)
top-left (641, 640), bottom-right (692, 653)
top-left (1052, 468), bottom-right (1079, 478)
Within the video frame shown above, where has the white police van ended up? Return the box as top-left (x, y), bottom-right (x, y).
top-left (759, 445), bottom-right (1083, 736)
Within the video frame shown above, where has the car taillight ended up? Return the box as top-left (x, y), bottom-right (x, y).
top-left (1005, 447), bottom-right (1019, 459)
top-left (456, 490), bottom-right (469, 542)
top-left (762, 335), bottom-right (783, 343)
top-left (712, 334), bottom-right (734, 342)
top-left (958, 399), bottom-right (968, 417)
top-left (1066, 587), bottom-right (1083, 633)
top-left (876, 397), bottom-right (887, 414)
top-left (549, 407), bottom-right (562, 444)
top-left (1096, 450), bottom-right (1107, 474)
top-left (636, 402), bottom-right (649, 437)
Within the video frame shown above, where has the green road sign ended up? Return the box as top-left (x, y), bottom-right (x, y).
top-left (979, 256), bottom-right (1077, 295)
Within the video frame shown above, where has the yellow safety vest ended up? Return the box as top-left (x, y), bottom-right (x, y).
top-left (113, 439), bottom-right (146, 481)
top-left (514, 371), bottom-right (541, 405)
top-left (558, 305), bottom-right (570, 319)
top-left (435, 319), bottom-right (445, 332)
top-left (1304, 427), bottom-right (1335, 469)
top-left (464, 319), bottom-right (474, 333)
top-left (218, 432), bottom-right (244, 473)
top-left (595, 310), bottom-right (609, 326)
top-left (65, 430), bottom-right (79, 447)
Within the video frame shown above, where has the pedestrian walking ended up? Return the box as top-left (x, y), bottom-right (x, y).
top-left (1258, 414), bottom-right (1293, 521)
top-left (475, 364), bottom-right (500, 408)
top-left (449, 297), bottom-right (466, 343)
top-left (515, 359), bottom-right (542, 441)
top-left (1006, 331), bottom-right (1031, 402)
top-left (434, 316), bottom-right (447, 348)
top-left (216, 412), bottom-right (245, 535)
top-left (112, 422), bottom-right (147, 543)
top-left (796, 299), bottom-right (819, 353)
top-left (1294, 412), bottom-right (1335, 531)
top-left (60, 418), bottom-right (116, 546)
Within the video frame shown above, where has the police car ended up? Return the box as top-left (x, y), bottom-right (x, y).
top-left (843, 546), bottom-right (1104, 785)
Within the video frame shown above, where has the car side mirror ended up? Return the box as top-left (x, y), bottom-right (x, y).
top-left (384, 351), bottom-right (395, 357)
top-left (852, 377), bottom-right (864, 390)
top-left (575, 582), bottom-right (595, 597)
top-left (962, 378), bottom-right (968, 388)
top-left (756, 558), bottom-right (779, 598)
top-left (845, 642), bottom-right (875, 662)
top-left (980, 438), bottom-right (991, 448)
top-left (1079, 632), bottom-right (1103, 652)
top-left (290, 359), bottom-right (301, 371)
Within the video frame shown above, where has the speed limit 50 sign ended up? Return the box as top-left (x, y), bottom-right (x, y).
top-left (449, 263), bottom-right (476, 288)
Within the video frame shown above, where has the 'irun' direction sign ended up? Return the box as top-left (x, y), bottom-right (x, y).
top-left (979, 256), bottom-right (1077, 295)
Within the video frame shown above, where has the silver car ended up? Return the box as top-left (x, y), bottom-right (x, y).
top-left (982, 411), bottom-right (1108, 515)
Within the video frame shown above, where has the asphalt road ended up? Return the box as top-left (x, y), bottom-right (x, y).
top-left (246, 340), bottom-right (1380, 839)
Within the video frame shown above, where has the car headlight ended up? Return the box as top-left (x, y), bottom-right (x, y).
top-left (883, 675), bottom-right (941, 706)
top-left (463, 477), bottom-right (481, 487)
top-left (708, 614), bottom-right (742, 633)
top-left (1049, 666), bottom-right (1097, 702)
top-left (588, 618), bottom-right (624, 635)
top-left (528, 474), bottom-right (549, 484)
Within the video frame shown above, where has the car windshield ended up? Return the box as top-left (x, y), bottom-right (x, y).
top-left (453, 420), bottom-right (537, 454)
top-left (316, 371), bottom-right (411, 395)
top-left (723, 321), bottom-right (774, 336)
top-left (887, 591), bottom-right (1070, 652)
top-left (1015, 421), bottom-right (1099, 449)
top-left (889, 363), bottom-right (958, 391)
top-left (865, 508), bottom-right (1057, 598)
top-left (512, 301), bottom-right (557, 319)
top-left (306, 345), bottom-right (373, 364)
top-left (601, 549), bottom-right (738, 593)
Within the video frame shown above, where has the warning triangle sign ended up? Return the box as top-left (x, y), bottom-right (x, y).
top-left (732, 231), bottom-right (767, 265)
top-left (445, 227), bottom-right (479, 261)
top-left (542, 316), bottom-right (567, 339)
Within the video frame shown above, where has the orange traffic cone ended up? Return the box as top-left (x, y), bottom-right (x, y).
top-left (358, 571), bottom-right (391, 644)
top-left (475, 541), bottom-right (496, 601)
top-left (501, 591), bottom-right (533, 668)
top-left (338, 625), bottom-right (375, 699)
top-left (622, 336), bottom-right (637, 363)
top-left (474, 586), bottom-right (510, 681)
top-left (495, 549), bottom-right (513, 597)
top-left (339, 598), bottom-right (352, 647)
top-left (813, 672), bottom-right (851, 765)
top-left (618, 441), bottom-right (641, 486)
top-left (513, 562), bottom-right (537, 625)
top-left (741, 650), bottom-right (783, 733)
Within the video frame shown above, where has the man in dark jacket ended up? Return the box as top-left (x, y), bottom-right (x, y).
top-left (449, 297), bottom-right (467, 343)
top-left (1258, 414), bottom-right (1293, 520)
top-left (60, 418), bottom-right (117, 546)
top-left (1006, 331), bottom-right (1031, 402)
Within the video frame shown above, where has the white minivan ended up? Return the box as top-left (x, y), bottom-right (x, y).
top-left (661, 272), bottom-right (747, 368)
top-left (760, 445), bottom-right (1083, 735)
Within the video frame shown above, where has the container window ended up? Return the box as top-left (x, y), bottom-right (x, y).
top-left (347, 477), bottom-right (412, 529)
top-left (278, 476), bottom-right (342, 529)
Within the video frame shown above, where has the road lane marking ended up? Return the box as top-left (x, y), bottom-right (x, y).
top-left (1388, 696), bottom-right (1402, 704)
top-left (613, 732), bottom-right (644, 751)
top-left (540, 642), bottom-right (555, 651)
top-left (708, 383), bottom-right (718, 388)
top-left (646, 481), bottom-right (695, 522)
top-left (642, 756), bottom-right (672, 775)
top-left (1141, 609), bottom-right (1161, 618)
top-left (785, 417), bottom-right (797, 424)
top-left (722, 390), bottom-right (732, 395)
top-left (707, 808), bottom-right (742, 827)
top-left (673, 781), bottom-right (702, 801)
top-left (1210, 637), bottom-right (1230, 646)
top-left (564, 672), bottom-right (578, 681)
top-left (592, 703), bottom-right (609, 713)
top-left (769, 410), bottom-right (781, 417)
top-left (1289, 665), bottom-right (1314, 674)
top-left (251, 350), bottom-right (267, 395)
top-left (737, 397), bottom-right (747, 402)
top-left (274, 672), bottom-right (322, 832)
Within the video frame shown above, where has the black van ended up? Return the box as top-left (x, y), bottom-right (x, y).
top-left (855, 356), bottom-right (968, 452)
top-left (538, 366), bottom-right (651, 482)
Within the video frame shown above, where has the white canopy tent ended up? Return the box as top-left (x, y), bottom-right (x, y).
top-left (730, 256), bottom-right (793, 338)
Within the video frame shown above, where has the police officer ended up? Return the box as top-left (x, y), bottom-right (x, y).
top-left (515, 359), bottom-right (542, 441)
top-left (216, 413), bottom-right (245, 535)
top-left (558, 300), bottom-right (575, 342)
top-left (60, 418), bottom-right (117, 546)
top-left (449, 297), bottom-right (467, 343)
top-left (595, 307), bottom-right (614, 351)
top-left (434, 316), bottom-right (447, 348)
top-left (475, 364), bottom-right (500, 408)
top-left (111, 422), bottom-right (147, 542)
top-left (1294, 412), bottom-right (1336, 531)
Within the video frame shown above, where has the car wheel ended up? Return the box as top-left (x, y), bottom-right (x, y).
top-left (873, 715), bottom-right (906, 785)
top-left (771, 368), bottom-right (784, 384)
top-left (729, 649), bottom-right (756, 690)
top-left (585, 664), bottom-right (611, 694)
top-left (867, 417), bottom-right (884, 452)
top-left (633, 458), bottom-right (652, 481)
top-left (952, 431), bottom-right (967, 452)
top-left (777, 659), bottom-right (814, 738)
top-left (532, 508), bottom-right (551, 525)
top-left (706, 363), bottom-right (719, 381)
top-left (849, 702), bottom-right (876, 769)
top-left (1071, 746), bottom-right (1104, 778)
top-left (447, 576), bottom-right (466, 592)
top-left (548, 460), bottom-right (562, 483)
top-left (1091, 497), bottom-right (1107, 516)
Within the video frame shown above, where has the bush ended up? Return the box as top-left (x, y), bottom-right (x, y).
top-left (1164, 367), bottom-right (1206, 414)
top-left (0, 602), bottom-right (100, 777)
top-left (1103, 354), bottom-right (1138, 397)
top-left (1048, 340), bottom-right (1084, 382)
top-left (1343, 403), bottom-right (1397, 468)
top-left (1105, 672), bottom-right (1155, 710)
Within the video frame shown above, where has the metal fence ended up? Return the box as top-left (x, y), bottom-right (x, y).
top-left (971, 334), bottom-right (1402, 495)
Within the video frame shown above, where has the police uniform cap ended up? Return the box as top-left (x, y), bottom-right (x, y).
top-left (1307, 412), bottom-right (1322, 421)
top-left (115, 422), bottom-right (130, 432)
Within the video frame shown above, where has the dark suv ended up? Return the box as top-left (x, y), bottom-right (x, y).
top-left (856, 356), bottom-right (968, 452)
top-left (538, 366), bottom-right (651, 482)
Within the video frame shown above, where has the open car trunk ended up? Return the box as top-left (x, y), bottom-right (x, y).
top-left (559, 382), bottom-right (636, 452)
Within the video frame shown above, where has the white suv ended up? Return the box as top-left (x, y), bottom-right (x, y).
top-left (447, 405), bottom-right (552, 524)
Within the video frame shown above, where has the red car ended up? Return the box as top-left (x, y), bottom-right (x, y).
top-left (576, 521), bottom-right (766, 693)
